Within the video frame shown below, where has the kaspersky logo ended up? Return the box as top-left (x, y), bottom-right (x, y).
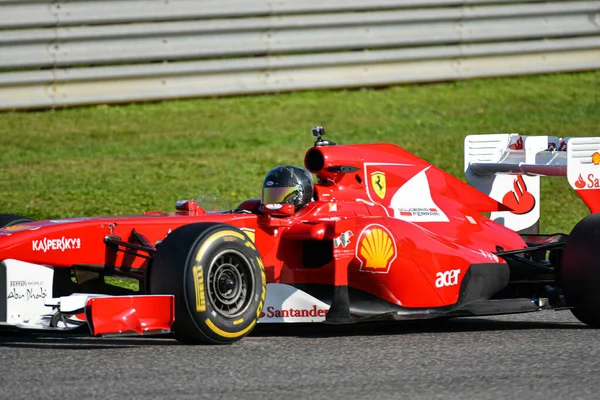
top-left (357, 224), bottom-right (397, 274)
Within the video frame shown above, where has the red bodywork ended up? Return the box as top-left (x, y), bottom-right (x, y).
top-left (0, 142), bottom-right (527, 311)
top-left (86, 295), bottom-right (175, 336)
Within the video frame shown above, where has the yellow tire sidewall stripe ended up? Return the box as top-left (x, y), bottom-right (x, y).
top-left (205, 318), bottom-right (257, 339)
top-left (191, 228), bottom-right (265, 339)
top-left (194, 230), bottom-right (246, 262)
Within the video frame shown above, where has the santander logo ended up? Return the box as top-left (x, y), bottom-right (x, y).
top-left (502, 175), bottom-right (535, 215)
top-left (574, 173), bottom-right (600, 189)
top-left (575, 174), bottom-right (586, 189)
top-left (509, 137), bottom-right (523, 150)
top-left (259, 305), bottom-right (328, 319)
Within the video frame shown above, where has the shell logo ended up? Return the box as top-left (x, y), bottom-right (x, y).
top-left (592, 152), bottom-right (600, 165)
top-left (356, 224), bottom-right (397, 274)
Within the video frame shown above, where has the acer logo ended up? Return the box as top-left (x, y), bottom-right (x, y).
top-left (575, 173), bottom-right (600, 189)
top-left (502, 175), bottom-right (535, 215)
top-left (435, 269), bottom-right (460, 288)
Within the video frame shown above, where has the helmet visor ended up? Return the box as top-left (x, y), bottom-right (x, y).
top-left (262, 187), bottom-right (298, 205)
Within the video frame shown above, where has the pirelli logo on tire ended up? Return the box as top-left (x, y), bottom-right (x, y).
top-left (255, 256), bottom-right (267, 320)
top-left (192, 264), bottom-right (206, 312)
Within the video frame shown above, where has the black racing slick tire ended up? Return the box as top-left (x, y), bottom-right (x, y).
top-left (149, 223), bottom-right (266, 344)
top-left (0, 214), bottom-right (34, 228)
top-left (560, 213), bottom-right (600, 327)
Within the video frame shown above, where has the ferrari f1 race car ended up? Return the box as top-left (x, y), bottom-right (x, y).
top-left (2, 127), bottom-right (600, 344)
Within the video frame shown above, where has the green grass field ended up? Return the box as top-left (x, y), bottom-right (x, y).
top-left (1, 71), bottom-right (599, 233)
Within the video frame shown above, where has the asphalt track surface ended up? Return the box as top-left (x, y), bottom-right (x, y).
top-left (1, 311), bottom-right (599, 400)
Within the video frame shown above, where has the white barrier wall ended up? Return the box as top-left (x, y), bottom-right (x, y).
top-left (0, 0), bottom-right (599, 109)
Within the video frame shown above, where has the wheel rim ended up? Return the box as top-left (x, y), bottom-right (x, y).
top-left (207, 249), bottom-right (255, 319)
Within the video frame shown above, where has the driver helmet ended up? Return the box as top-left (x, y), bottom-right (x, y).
top-left (262, 166), bottom-right (314, 211)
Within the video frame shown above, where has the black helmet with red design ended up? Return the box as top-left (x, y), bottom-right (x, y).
top-left (261, 166), bottom-right (313, 211)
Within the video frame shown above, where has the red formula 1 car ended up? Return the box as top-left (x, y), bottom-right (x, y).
top-left (2, 127), bottom-right (600, 344)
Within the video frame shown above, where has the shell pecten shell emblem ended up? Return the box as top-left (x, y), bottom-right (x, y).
top-left (357, 224), bottom-right (397, 274)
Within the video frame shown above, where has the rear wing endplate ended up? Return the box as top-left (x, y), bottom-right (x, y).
top-left (465, 134), bottom-right (600, 233)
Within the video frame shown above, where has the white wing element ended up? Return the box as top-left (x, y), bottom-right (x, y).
top-left (389, 166), bottom-right (449, 222)
top-left (464, 134), bottom-right (600, 233)
top-left (257, 283), bottom-right (330, 323)
top-left (2, 259), bottom-right (54, 325)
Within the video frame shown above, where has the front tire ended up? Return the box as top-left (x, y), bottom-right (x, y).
top-left (0, 214), bottom-right (34, 228)
top-left (149, 223), bottom-right (266, 344)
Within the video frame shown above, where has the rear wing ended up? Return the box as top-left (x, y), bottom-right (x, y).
top-left (464, 134), bottom-right (600, 233)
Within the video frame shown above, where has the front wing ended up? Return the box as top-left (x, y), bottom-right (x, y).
top-left (0, 259), bottom-right (551, 337)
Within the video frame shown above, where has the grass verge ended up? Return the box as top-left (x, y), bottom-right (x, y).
top-left (1, 71), bottom-right (599, 233)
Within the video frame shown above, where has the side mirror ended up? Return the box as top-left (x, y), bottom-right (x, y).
top-left (175, 199), bottom-right (206, 215)
top-left (262, 203), bottom-right (295, 217)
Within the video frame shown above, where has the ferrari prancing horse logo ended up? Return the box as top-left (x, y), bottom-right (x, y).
top-left (371, 171), bottom-right (386, 199)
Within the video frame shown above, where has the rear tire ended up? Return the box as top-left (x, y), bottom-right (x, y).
top-left (0, 214), bottom-right (34, 228)
top-left (560, 213), bottom-right (600, 327)
top-left (570, 308), bottom-right (600, 328)
top-left (149, 223), bottom-right (266, 344)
